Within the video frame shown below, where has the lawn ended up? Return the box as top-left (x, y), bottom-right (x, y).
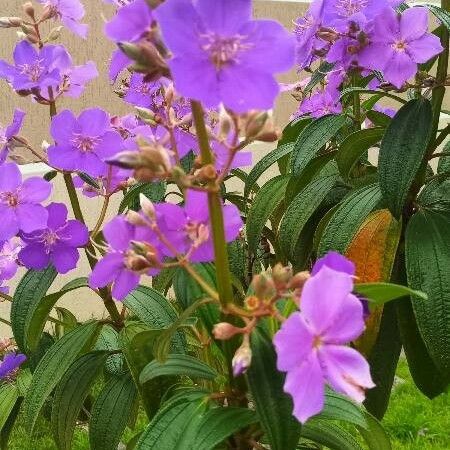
top-left (8, 359), bottom-right (450, 449)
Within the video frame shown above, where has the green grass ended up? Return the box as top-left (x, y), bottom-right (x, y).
top-left (8, 358), bottom-right (450, 449)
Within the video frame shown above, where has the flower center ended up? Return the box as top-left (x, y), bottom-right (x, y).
top-left (0, 192), bottom-right (19, 207)
top-left (42, 230), bottom-right (60, 249)
top-left (313, 335), bottom-right (323, 349)
top-left (335, 0), bottom-right (369, 17)
top-left (392, 40), bottom-right (408, 52)
top-left (19, 59), bottom-right (45, 82)
top-left (200, 32), bottom-right (252, 69)
top-left (71, 134), bottom-right (100, 153)
top-left (295, 14), bottom-right (316, 37)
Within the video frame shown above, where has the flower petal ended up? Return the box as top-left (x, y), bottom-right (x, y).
top-left (89, 252), bottom-right (123, 289)
top-left (103, 216), bottom-right (133, 251)
top-left (0, 163), bottom-right (22, 191)
top-left (19, 243), bottom-right (49, 271)
top-left (16, 204), bottom-right (48, 233)
top-left (400, 7), bottom-right (429, 42)
top-left (407, 34), bottom-right (443, 64)
top-left (51, 244), bottom-right (79, 274)
top-left (60, 220), bottom-right (89, 247)
top-left (19, 177), bottom-right (52, 203)
top-left (78, 108), bottom-right (110, 137)
top-left (50, 109), bottom-right (77, 142)
top-left (112, 269), bottom-right (140, 301)
top-left (383, 51), bottom-right (417, 88)
top-left (0, 206), bottom-right (19, 241)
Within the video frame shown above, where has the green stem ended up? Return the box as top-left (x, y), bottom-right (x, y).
top-left (191, 101), bottom-right (234, 307)
top-left (352, 73), bottom-right (361, 130)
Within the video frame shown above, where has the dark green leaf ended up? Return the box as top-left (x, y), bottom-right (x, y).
top-left (23, 321), bottom-right (102, 432)
top-left (140, 354), bottom-right (217, 384)
top-left (340, 88), bottom-right (407, 105)
top-left (43, 170), bottom-right (58, 181)
top-left (0, 397), bottom-right (21, 450)
top-left (355, 282), bottom-right (427, 305)
top-left (406, 209), bottom-right (450, 375)
top-left (246, 175), bottom-right (290, 255)
top-left (0, 384), bottom-right (19, 431)
top-left (425, 4), bottom-right (450, 31)
top-left (365, 111), bottom-right (392, 128)
top-left (119, 182), bottom-right (166, 213)
top-left (357, 411), bottom-right (392, 450)
top-left (89, 373), bottom-right (138, 450)
top-left (247, 328), bottom-right (301, 450)
top-left (78, 172), bottom-right (100, 189)
top-left (319, 391), bottom-right (367, 429)
top-left (51, 351), bottom-right (110, 450)
top-left (378, 99), bottom-right (433, 218)
top-left (291, 115), bottom-right (347, 176)
top-left (11, 266), bottom-right (57, 352)
top-left (96, 325), bottom-right (124, 375)
top-left (303, 62), bottom-right (334, 94)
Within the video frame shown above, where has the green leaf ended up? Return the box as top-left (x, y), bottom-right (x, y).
top-left (119, 182), bottom-right (166, 213)
top-left (11, 266), bottom-right (57, 352)
top-left (136, 390), bottom-right (208, 450)
top-left (280, 162), bottom-right (339, 260)
top-left (406, 209), bottom-right (450, 375)
top-left (354, 282), bottom-right (427, 305)
top-left (303, 61), bottom-right (334, 94)
top-left (78, 172), bottom-right (100, 189)
top-left (319, 391), bottom-right (367, 429)
top-left (89, 373), bottom-right (138, 450)
top-left (378, 98), bottom-right (433, 218)
top-left (194, 407), bottom-right (259, 450)
top-left (318, 184), bottom-right (382, 255)
top-left (55, 307), bottom-right (78, 334)
top-left (437, 140), bottom-right (450, 174)
top-left (365, 111), bottom-right (392, 128)
top-left (124, 285), bottom-right (185, 353)
top-left (291, 114), bottom-right (347, 176)
top-left (246, 175), bottom-right (290, 255)
top-left (340, 88), bottom-right (407, 105)
top-left (140, 354), bottom-right (217, 384)
top-left (0, 397), bottom-right (21, 450)
top-left (425, 4), bottom-right (450, 31)
top-left (51, 351), bottom-right (110, 450)
top-left (23, 321), bottom-right (102, 432)
top-left (336, 128), bottom-right (385, 180)
top-left (301, 420), bottom-right (364, 450)
top-left (25, 277), bottom-right (89, 351)
top-left (0, 384), bottom-right (19, 431)
top-left (96, 325), bottom-right (124, 375)
top-left (246, 328), bottom-right (301, 450)
top-left (357, 411), bottom-right (392, 450)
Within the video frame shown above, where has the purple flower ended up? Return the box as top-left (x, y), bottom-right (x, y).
top-left (0, 238), bottom-right (22, 280)
top-left (0, 41), bottom-right (63, 92)
top-left (297, 88), bottom-right (342, 118)
top-left (0, 283), bottom-right (9, 295)
top-left (48, 108), bottom-right (124, 177)
top-left (38, 0), bottom-right (88, 38)
top-left (0, 353), bottom-right (26, 379)
top-left (155, 190), bottom-right (243, 262)
top-left (61, 60), bottom-right (98, 98)
top-left (105, 0), bottom-right (153, 43)
top-left (124, 73), bottom-right (164, 108)
top-left (155, 0), bottom-right (295, 112)
top-left (89, 215), bottom-right (161, 300)
top-left (73, 166), bottom-right (130, 197)
top-left (312, 251), bottom-right (356, 276)
top-left (19, 203), bottom-right (88, 274)
top-left (0, 109), bottom-right (25, 164)
top-left (109, 49), bottom-right (131, 81)
top-left (359, 7), bottom-right (443, 88)
top-left (0, 163), bottom-right (51, 241)
top-left (274, 265), bottom-right (374, 423)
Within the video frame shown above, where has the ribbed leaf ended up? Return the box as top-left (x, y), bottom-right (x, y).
top-left (246, 175), bottom-right (290, 254)
top-left (23, 321), bottom-right (102, 432)
top-left (426, 4), bottom-right (450, 31)
top-left (96, 325), bottom-right (124, 375)
top-left (140, 354), bottom-right (217, 384)
top-left (357, 411), bottom-right (392, 450)
top-left (119, 182), bottom-right (166, 213)
top-left (355, 283), bottom-right (426, 305)
top-left (194, 407), bottom-right (258, 450)
top-left (336, 128), bottom-right (385, 180)
top-left (25, 277), bottom-right (89, 351)
top-left (0, 397), bottom-right (21, 450)
top-left (89, 373), bottom-right (138, 450)
top-left (319, 391), bottom-right (367, 428)
top-left (406, 209), bottom-right (450, 375)
top-left (0, 384), bottom-right (19, 431)
top-left (290, 114), bottom-right (347, 176)
top-left (378, 99), bottom-right (433, 218)
top-left (11, 266), bottom-right (57, 352)
top-left (246, 328), bottom-right (301, 450)
top-left (318, 184), bottom-right (382, 255)
top-left (51, 351), bottom-right (110, 450)
top-left (365, 111), bottom-right (392, 128)
top-left (280, 162), bottom-right (339, 260)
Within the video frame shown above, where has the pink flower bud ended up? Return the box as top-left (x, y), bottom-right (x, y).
top-left (212, 322), bottom-right (242, 340)
top-left (232, 341), bottom-right (252, 377)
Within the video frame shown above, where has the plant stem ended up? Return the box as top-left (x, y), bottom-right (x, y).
top-left (0, 317), bottom-right (11, 326)
top-left (191, 101), bottom-right (234, 307)
top-left (91, 195), bottom-right (110, 239)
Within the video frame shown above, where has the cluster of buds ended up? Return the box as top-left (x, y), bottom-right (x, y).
top-left (242, 111), bottom-right (281, 143)
top-left (0, 17), bottom-right (22, 28)
top-left (0, 338), bottom-right (14, 353)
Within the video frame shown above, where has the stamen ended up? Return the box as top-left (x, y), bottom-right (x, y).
top-left (71, 133), bottom-right (101, 153)
top-left (19, 59), bottom-right (45, 82)
top-left (335, 0), bottom-right (369, 18)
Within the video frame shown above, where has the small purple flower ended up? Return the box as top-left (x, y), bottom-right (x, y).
top-left (0, 41), bottom-right (63, 92)
top-left (0, 283), bottom-right (9, 295)
top-left (0, 163), bottom-right (51, 241)
top-left (0, 238), bottom-right (23, 281)
top-left (0, 109), bottom-right (25, 164)
top-left (73, 166), bottom-right (130, 198)
top-left (273, 265), bottom-right (374, 423)
top-left (0, 352), bottom-right (26, 379)
top-left (155, 0), bottom-right (295, 112)
top-left (312, 251), bottom-right (356, 276)
top-left (359, 7), bottom-right (443, 88)
top-left (38, 0), bottom-right (88, 38)
top-left (124, 73), bottom-right (164, 108)
top-left (48, 108), bottom-right (124, 177)
top-left (19, 203), bottom-right (88, 274)
top-left (297, 88), bottom-right (342, 118)
top-left (89, 215), bottom-right (161, 300)
top-left (105, 0), bottom-right (153, 43)
top-left (61, 60), bottom-right (98, 98)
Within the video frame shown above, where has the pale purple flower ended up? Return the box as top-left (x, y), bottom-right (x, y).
top-left (297, 88), bottom-right (342, 118)
top-left (109, 49), bottom-right (131, 82)
top-left (0, 238), bottom-right (23, 280)
top-left (89, 215), bottom-right (161, 300)
top-left (19, 203), bottom-right (88, 274)
top-left (0, 163), bottom-right (51, 241)
top-left (105, 0), bottom-right (153, 43)
top-left (312, 251), bottom-right (356, 276)
top-left (73, 167), bottom-right (130, 197)
top-left (61, 60), bottom-right (98, 98)
top-left (273, 264), bottom-right (374, 423)
top-left (0, 109), bottom-right (25, 164)
top-left (37, 0), bottom-right (88, 38)
top-left (0, 353), bottom-right (26, 379)
top-left (48, 108), bottom-right (124, 177)
top-left (359, 7), bottom-right (443, 88)
top-left (124, 73), bottom-right (164, 108)
top-left (155, 0), bottom-right (295, 112)
top-left (0, 283), bottom-right (9, 295)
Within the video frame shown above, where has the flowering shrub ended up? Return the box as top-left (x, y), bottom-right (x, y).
top-left (0, 0), bottom-right (449, 449)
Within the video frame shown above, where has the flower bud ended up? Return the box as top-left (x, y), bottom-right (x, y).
top-left (23, 2), bottom-right (35, 19)
top-left (232, 340), bottom-right (252, 377)
top-left (217, 108), bottom-right (233, 140)
top-left (244, 295), bottom-right (261, 311)
top-left (244, 111), bottom-right (269, 141)
top-left (127, 210), bottom-right (148, 227)
top-left (251, 273), bottom-right (275, 300)
top-left (47, 26), bottom-right (63, 42)
top-left (289, 271), bottom-right (310, 290)
top-left (139, 194), bottom-right (156, 220)
top-left (212, 322), bottom-right (242, 340)
top-left (0, 17), bottom-right (23, 28)
top-left (272, 264), bottom-right (293, 290)
top-left (135, 107), bottom-right (159, 126)
top-left (196, 164), bottom-right (217, 182)
top-left (316, 27), bottom-right (338, 42)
